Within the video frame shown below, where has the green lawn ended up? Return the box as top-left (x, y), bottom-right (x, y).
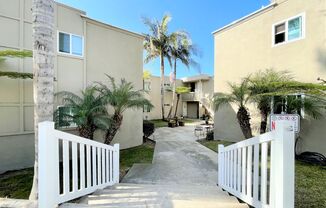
top-left (149, 118), bottom-right (199, 129)
top-left (197, 139), bottom-right (234, 152)
top-left (120, 141), bottom-right (155, 178)
top-left (0, 142), bottom-right (155, 199)
top-left (0, 168), bottom-right (34, 199)
top-left (198, 140), bottom-right (326, 208)
top-left (149, 119), bottom-right (168, 128)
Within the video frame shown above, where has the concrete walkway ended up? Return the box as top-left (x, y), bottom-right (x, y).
top-left (62, 123), bottom-right (248, 208)
top-left (122, 124), bottom-right (218, 185)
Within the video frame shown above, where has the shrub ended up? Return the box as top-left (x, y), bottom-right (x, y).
top-left (206, 131), bottom-right (214, 141)
top-left (143, 121), bottom-right (155, 139)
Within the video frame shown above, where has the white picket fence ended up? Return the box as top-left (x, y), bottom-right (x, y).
top-left (218, 120), bottom-right (295, 208)
top-left (38, 122), bottom-right (120, 208)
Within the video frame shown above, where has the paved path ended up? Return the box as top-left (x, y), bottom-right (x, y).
top-left (62, 123), bottom-right (248, 208)
top-left (122, 124), bottom-right (218, 185)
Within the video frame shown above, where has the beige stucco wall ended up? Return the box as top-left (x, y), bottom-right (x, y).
top-left (0, 0), bottom-right (143, 173)
top-left (182, 77), bottom-right (214, 118)
top-left (213, 0), bottom-right (326, 155)
top-left (143, 76), bottom-right (183, 120)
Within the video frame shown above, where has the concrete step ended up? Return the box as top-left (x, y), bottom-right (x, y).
top-left (60, 183), bottom-right (249, 208)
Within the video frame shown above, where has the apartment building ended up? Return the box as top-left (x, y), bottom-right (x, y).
top-left (0, 0), bottom-right (144, 173)
top-left (213, 0), bottom-right (326, 154)
top-left (143, 74), bottom-right (214, 120)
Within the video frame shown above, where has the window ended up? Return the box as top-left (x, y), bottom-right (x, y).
top-left (58, 32), bottom-right (83, 56)
top-left (190, 82), bottom-right (196, 92)
top-left (273, 14), bottom-right (305, 46)
top-left (144, 82), bottom-right (151, 91)
top-left (56, 106), bottom-right (77, 128)
top-left (164, 83), bottom-right (170, 87)
top-left (274, 23), bottom-right (286, 44)
top-left (288, 17), bottom-right (302, 41)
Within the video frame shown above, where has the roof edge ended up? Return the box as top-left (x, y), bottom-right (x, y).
top-left (212, 2), bottom-right (277, 35)
top-left (55, 2), bottom-right (86, 15)
top-left (81, 15), bottom-right (145, 39)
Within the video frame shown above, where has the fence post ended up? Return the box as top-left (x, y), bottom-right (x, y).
top-left (218, 145), bottom-right (224, 186)
top-left (270, 120), bottom-right (295, 208)
top-left (38, 122), bottom-right (59, 208)
top-left (113, 143), bottom-right (120, 183)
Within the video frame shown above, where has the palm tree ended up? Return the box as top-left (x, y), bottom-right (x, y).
top-left (98, 75), bottom-right (153, 144)
top-left (273, 95), bottom-right (325, 119)
top-left (248, 69), bottom-right (293, 133)
top-left (167, 33), bottom-right (199, 119)
top-left (55, 87), bottom-right (110, 140)
top-left (143, 14), bottom-right (174, 120)
top-left (29, 0), bottom-right (55, 200)
top-left (174, 86), bottom-right (190, 118)
top-left (213, 80), bottom-right (253, 139)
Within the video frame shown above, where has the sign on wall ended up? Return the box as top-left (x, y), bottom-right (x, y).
top-left (270, 114), bottom-right (300, 133)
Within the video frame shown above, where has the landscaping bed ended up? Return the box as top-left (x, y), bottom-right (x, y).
top-left (0, 142), bottom-right (155, 199)
top-left (198, 139), bottom-right (326, 208)
top-left (149, 118), bottom-right (198, 129)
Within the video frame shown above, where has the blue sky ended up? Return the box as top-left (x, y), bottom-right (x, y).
top-left (57, 0), bottom-right (270, 78)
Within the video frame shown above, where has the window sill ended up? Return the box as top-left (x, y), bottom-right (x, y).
top-left (272, 37), bottom-right (305, 48)
top-left (57, 52), bottom-right (84, 60)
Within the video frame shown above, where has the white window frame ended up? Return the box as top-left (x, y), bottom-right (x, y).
top-left (272, 13), bottom-right (306, 47)
top-left (57, 31), bottom-right (84, 57)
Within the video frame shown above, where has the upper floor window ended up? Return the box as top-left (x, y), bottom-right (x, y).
top-left (273, 14), bottom-right (305, 46)
top-left (190, 82), bottom-right (196, 92)
top-left (58, 31), bottom-right (83, 57)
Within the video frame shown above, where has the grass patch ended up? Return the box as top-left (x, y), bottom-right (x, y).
top-left (120, 142), bottom-right (155, 179)
top-left (197, 139), bottom-right (234, 152)
top-left (0, 168), bottom-right (33, 199)
top-left (149, 118), bottom-right (199, 129)
top-left (149, 119), bottom-right (168, 128)
top-left (295, 161), bottom-right (326, 208)
top-left (198, 140), bottom-right (326, 208)
top-left (183, 118), bottom-right (198, 124)
top-left (0, 142), bottom-right (155, 199)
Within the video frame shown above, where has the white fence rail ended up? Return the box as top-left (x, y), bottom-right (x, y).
top-left (38, 122), bottom-right (119, 208)
top-left (218, 120), bottom-right (295, 208)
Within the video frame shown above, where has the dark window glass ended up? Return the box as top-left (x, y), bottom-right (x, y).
top-left (59, 32), bottom-right (70, 53)
top-left (274, 23), bottom-right (286, 44)
top-left (190, 82), bottom-right (196, 92)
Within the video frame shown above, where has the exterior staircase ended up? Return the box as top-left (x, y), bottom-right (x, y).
top-left (61, 183), bottom-right (249, 208)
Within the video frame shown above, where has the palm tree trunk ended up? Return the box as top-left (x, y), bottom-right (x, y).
top-left (237, 106), bottom-right (253, 139)
top-left (104, 113), bottom-right (123, 144)
top-left (174, 94), bottom-right (180, 118)
top-left (160, 52), bottom-right (165, 120)
top-left (78, 124), bottom-right (96, 140)
top-left (259, 108), bottom-right (269, 134)
top-left (29, 0), bottom-right (55, 200)
top-left (167, 58), bottom-right (177, 119)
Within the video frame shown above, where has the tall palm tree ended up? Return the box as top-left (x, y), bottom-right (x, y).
top-left (167, 33), bottom-right (199, 119)
top-left (55, 87), bottom-right (110, 140)
top-left (29, 0), bottom-right (55, 200)
top-left (98, 75), bottom-right (153, 144)
top-left (143, 14), bottom-right (173, 120)
top-left (248, 69), bottom-right (293, 133)
top-left (173, 86), bottom-right (190, 118)
top-left (213, 80), bottom-right (253, 139)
